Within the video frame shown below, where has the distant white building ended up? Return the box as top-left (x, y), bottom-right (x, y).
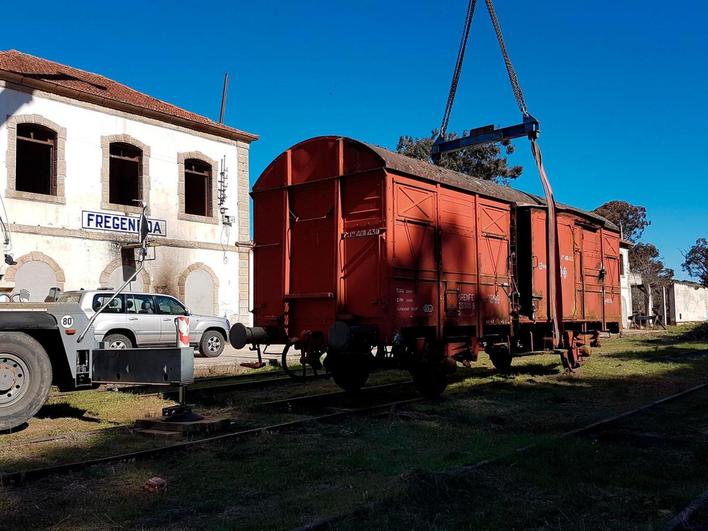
top-left (0, 50), bottom-right (257, 324)
top-left (667, 280), bottom-right (708, 324)
top-left (619, 241), bottom-right (634, 328)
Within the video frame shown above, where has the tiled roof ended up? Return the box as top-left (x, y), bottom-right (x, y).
top-left (0, 50), bottom-right (257, 142)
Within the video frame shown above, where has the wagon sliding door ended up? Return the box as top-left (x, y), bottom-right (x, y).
top-left (340, 173), bottom-right (385, 322)
top-left (439, 188), bottom-right (478, 331)
top-left (287, 180), bottom-right (337, 333)
top-left (392, 180), bottom-right (438, 331)
top-left (580, 226), bottom-right (604, 322)
top-left (601, 231), bottom-right (622, 327)
top-left (477, 200), bottom-right (512, 331)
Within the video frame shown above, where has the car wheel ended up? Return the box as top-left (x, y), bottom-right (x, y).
top-left (200, 330), bottom-right (225, 358)
top-left (103, 333), bottom-right (133, 350)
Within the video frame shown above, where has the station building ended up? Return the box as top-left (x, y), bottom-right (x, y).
top-left (0, 50), bottom-right (256, 324)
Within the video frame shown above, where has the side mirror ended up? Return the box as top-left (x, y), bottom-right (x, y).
top-left (184, 309), bottom-right (191, 316)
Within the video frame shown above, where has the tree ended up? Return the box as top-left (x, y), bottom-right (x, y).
top-left (682, 238), bottom-right (708, 286)
top-left (593, 200), bottom-right (650, 242)
top-left (396, 131), bottom-right (522, 183)
top-left (629, 243), bottom-right (674, 285)
top-left (629, 243), bottom-right (674, 317)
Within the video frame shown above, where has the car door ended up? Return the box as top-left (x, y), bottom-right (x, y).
top-left (155, 295), bottom-right (189, 345)
top-left (125, 294), bottom-right (161, 346)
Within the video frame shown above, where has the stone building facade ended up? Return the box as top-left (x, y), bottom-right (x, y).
top-left (0, 50), bottom-right (256, 324)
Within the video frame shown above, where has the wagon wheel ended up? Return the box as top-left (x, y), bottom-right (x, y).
top-left (328, 351), bottom-right (370, 393)
top-left (281, 343), bottom-right (328, 381)
top-left (410, 362), bottom-right (448, 398)
top-left (487, 340), bottom-right (513, 374)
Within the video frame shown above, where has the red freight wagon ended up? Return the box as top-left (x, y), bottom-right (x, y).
top-left (232, 136), bottom-right (621, 395)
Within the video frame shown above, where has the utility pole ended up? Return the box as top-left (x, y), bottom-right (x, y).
top-left (219, 72), bottom-right (229, 124)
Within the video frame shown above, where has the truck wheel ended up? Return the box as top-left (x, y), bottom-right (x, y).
top-left (0, 332), bottom-right (53, 432)
top-left (200, 330), bottom-right (225, 358)
top-left (103, 333), bottom-right (133, 350)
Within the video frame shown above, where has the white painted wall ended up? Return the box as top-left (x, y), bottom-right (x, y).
top-left (619, 246), bottom-right (633, 328)
top-left (0, 84), bottom-right (250, 322)
top-left (670, 282), bottom-right (708, 324)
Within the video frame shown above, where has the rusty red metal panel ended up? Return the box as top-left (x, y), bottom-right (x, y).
top-left (391, 178), bottom-right (438, 329)
top-left (439, 187), bottom-right (478, 329)
top-left (530, 208), bottom-right (549, 321)
top-left (558, 217), bottom-right (579, 321)
top-left (602, 230), bottom-right (622, 324)
top-left (252, 189), bottom-right (285, 327)
top-left (253, 151), bottom-right (287, 193)
top-left (477, 200), bottom-right (511, 328)
top-left (290, 137), bottom-right (340, 184)
top-left (340, 172), bottom-right (385, 323)
top-left (581, 227), bottom-right (604, 321)
top-left (343, 138), bottom-right (385, 174)
top-left (287, 180), bottom-right (337, 333)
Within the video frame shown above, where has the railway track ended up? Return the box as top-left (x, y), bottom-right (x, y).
top-left (5, 381), bottom-right (707, 489)
top-left (0, 382), bottom-right (422, 485)
top-left (295, 381), bottom-right (708, 530)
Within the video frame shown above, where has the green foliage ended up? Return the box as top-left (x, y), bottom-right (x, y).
top-left (396, 131), bottom-right (522, 183)
top-left (593, 200), bottom-right (650, 242)
top-left (682, 237), bottom-right (708, 286)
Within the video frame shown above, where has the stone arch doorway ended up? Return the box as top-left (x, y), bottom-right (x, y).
top-left (99, 258), bottom-right (151, 292)
top-left (4, 252), bottom-right (65, 302)
top-left (178, 263), bottom-right (219, 316)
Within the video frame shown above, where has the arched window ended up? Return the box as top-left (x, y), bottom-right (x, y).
top-left (16, 124), bottom-right (58, 195)
top-left (109, 142), bottom-right (143, 206)
top-left (184, 158), bottom-right (213, 217)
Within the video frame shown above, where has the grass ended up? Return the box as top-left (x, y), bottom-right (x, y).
top-left (1, 324), bottom-right (707, 529)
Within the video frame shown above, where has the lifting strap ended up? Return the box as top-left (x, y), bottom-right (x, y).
top-left (530, 140), bottom-right (563, 346)
top-left (437, 0), bottom-right (563, 347)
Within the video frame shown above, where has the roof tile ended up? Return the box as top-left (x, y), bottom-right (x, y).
top-left (0, 50), bottom-right (257, 142)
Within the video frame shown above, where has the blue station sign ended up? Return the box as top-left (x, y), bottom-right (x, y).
top-left (81, 210), bottom-right (167, 237)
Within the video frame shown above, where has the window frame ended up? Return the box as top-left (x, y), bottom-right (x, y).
top-left (177, 152), bottom-right (218, 224)
top-left (101, 135), bottom-right (150, 214)
top-left (92, 293), bottom-right (125, 314)
top-left (184, 158), bottom-right (213, 217)
top-left (5, 115), bottom-right (66, 204)
top-left (125, 294), bottom-right (157, 315)
top-left (108, 142), bottom-right (144, 207)
top-left (155, 295), bottom-right (188, 316)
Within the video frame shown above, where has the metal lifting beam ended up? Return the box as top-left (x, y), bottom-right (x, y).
top-left (431, 114), bottom-right (539, 164)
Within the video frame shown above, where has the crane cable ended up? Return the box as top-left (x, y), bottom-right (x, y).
top-left (438, 0), bottom-right (478, 140)
top-left (486, 0), bottom-right (564, 346)
top-left (438, 0), bottom-right (564, 347)
top-left (483, 0), bottom-right (528, 117)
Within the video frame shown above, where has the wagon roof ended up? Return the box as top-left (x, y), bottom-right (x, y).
top-left (254, 135), bottom-right (617, 231)
top-left (362, 141), bottom-right (618, 231)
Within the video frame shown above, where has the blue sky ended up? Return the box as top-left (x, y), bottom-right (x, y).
top-left (2, 0), bottom-right (707, 279)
